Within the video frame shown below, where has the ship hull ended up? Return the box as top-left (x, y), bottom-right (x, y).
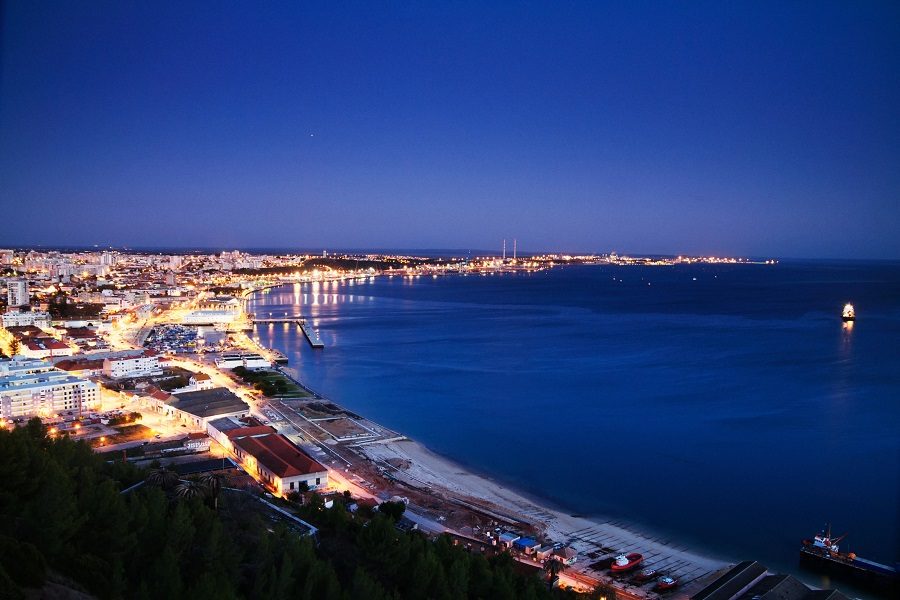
top-left (799, 547), bottom-right (898, 594)
top-left (610, 553), bottom-right (643, 572)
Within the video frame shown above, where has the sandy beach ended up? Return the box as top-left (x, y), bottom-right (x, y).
top-left (358, 438), bottom-right (727, 594)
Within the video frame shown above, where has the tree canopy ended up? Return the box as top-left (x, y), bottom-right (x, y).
top-left (0, 419), bottom-right (586, 599)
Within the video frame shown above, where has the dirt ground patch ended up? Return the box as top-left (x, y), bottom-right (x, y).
top-left (317, 418), bottom-right (375, 441)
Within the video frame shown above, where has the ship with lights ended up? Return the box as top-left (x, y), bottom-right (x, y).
top-left (799, 525), bottom-right (898, 593)
top-left (842, 303), bottom-right (855, 321)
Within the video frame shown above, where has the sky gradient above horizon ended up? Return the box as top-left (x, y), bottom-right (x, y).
top-left (1, 2), bottom-right (899, 259)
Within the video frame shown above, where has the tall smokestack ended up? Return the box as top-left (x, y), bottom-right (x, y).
top-left (503, 239), bottom-right (506, 260)
top-left (513, 239), bottom-right (517, 260)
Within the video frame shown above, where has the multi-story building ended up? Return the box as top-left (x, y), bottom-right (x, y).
top-left (6, 279), bottom-right (28, 307)
top-left (0, 358), bottom-right (100, 419)
top-left (1, 310), bottom-right (51, 328)
top-left (102, 350), bottom-right (162, 379)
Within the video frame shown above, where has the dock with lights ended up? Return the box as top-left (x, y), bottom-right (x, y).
top-left (299, 321), bottom-right (324, 348)
top-left (251, 316), bottom-right (325, 349)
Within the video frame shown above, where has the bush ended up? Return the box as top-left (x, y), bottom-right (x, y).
top-left (377, 501), bottom-right (406, 521)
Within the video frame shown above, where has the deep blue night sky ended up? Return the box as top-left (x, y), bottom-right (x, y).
top-left (1, 2), bottom-right (898, 258)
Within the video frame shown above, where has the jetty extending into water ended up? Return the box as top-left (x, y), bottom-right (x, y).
top-left (252, 316), bottom-right (324, 349)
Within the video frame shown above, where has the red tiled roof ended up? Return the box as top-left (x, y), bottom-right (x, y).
top-left (56, 359), bottom-right (104, 371)
top-left (232, 433), bottom-right (326, 478)
top-left (25, 339), bottom-right (69, 350)
top-left (150, 388), bottom-right (174, 402)
top-left (193, 373), bottom-right (211, 380)
top-left (64, 328), bottom-right (97, 339)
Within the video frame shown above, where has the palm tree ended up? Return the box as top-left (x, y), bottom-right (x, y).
top-left (199, 472), bottom-right (227, 510)
top-left (174, 480), bottom-right (204, 500)
top-left (543, 557), bottom-right (567, 587)
top-left (146, 467), bottom-right (179, 489)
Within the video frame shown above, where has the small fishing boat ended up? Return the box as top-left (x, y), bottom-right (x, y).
top-left (655, 576), bottom-right (678, 591)
top-left (842, 303), bottom-right (856, 322)
top-left (610, 553), bottom-right (643, 572)
top-left (634, 568), bottom-right (656, 582)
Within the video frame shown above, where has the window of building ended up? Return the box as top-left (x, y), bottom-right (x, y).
top-left (315, 477), bottom-right (321, 486)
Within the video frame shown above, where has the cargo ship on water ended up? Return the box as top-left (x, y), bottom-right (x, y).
top-left (799, 525), bottom-right (898, 594)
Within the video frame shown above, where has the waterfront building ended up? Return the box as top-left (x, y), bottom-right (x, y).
top-left (552, 546), bottom-right (578, 565)
top-left (102, 350), bottom-right (162, 379)
top-left (182, 309), bottom-right (240, 325)
top-left (6, 279), bottom-right (29, 307)
top-left (232, 428), bottom-right (328, 495)
top-left (207, 417), bottom-right (329, 496)
top-left (215, 353), bottom-right (271, 369)
top-left (143, 386), bottom-right (249, 429)
top-left (0, 357), bottom-right (100, 419)
top-left (692, 560), bottom-right (849, 600)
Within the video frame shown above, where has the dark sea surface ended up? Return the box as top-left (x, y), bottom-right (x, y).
top-left (248, 261), bottom-right (900, 595)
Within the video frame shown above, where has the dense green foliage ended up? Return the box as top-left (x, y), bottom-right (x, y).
top-left (47, 292), bottom-right (104, 319)
top-left (106, 412), bottom-right (144, 426)
top-left (232, 366), bottom-right (290, 396)
top-left (0, 420), bottom-right (584, 599)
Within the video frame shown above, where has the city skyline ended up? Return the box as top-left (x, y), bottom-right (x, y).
top-left (2, 2), bottom-right (899, 258)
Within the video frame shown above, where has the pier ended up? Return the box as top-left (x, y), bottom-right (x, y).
top-left (252, 316), bottom-right (324, 348)
top-left (299, 321), bottom-right (325, 348)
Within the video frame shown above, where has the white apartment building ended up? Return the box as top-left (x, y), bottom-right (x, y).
top-left (102, 350), bottom-right (162, 379)
top-left (1, 310), bottom-right (51, 328)
top-left (0, 358), bottom-right (100, 419)
top-left (6, 280), bottom-right (28, 307)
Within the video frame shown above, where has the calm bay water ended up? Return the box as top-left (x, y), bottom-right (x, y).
top-left (248, 261), bottom-right (900, 590)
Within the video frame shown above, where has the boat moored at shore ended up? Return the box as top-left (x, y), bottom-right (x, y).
top-left (655, 575), bottom-right (678, 591)
top-left (799, 525), bottom-right (898, 594)
top-left (610, 553), bottom-right (643, 572)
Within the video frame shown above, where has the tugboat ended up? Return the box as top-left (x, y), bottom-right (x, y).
top-left (634, 568), bottom-right (656, 582)
top-left (842, 303), bottom-right (856, 322)
top-left (655, 576), bottom-right (678, 591)
top-left (610, 553), bottom-right (643, 572)
top-left (800, 524), bottom-right (899, 593)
